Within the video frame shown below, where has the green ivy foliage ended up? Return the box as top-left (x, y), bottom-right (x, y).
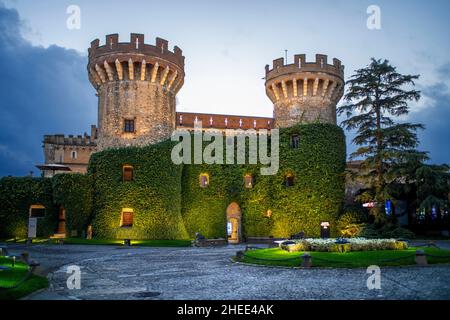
top-left (88, 140), bottom-right (189, 240)
top-left (270, 124), bottom-right (346, 237)
top-left (52, 173), bottom-right (93, 237)
top-left (0, 177), bottom-right (57, 238)
top-left (181, 123), bottom-right (346, 238)
top-left (0, 123), bottom-right (346, 240)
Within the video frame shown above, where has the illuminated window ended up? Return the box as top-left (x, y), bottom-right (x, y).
top-left (285, 174), bottom-right (294, 187)
top-left (123, 165), bottom-right (134, 182)
top-left (199, 174), bottom-right (209, 188)
top-left (244, 174), bottom-right (254, 189)
top-left (121, 209), bottom-right (134, 227)
top-left (124, 119), bottom-right (135, 133)
top-left (29, 204), bottom-right (46, 218)
top-left (291, 135), bottom-right (300, 149)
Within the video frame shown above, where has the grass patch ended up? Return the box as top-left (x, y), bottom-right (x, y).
top-left (1, 238), bottom-right (192, 247)
top-left (0, 257), bottom-right (48, 300)
top-left (241, 247), bottom-right (450, 268)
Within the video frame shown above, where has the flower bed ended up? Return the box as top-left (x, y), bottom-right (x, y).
top-left (279, 238), bottom-right (408, 253)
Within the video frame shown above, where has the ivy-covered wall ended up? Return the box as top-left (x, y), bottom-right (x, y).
top-left (180, 123), bottom-right (346, 239)
top-left (0, 177), bottom-right (57, 238)
top-left (0, 123), bottom-right (346, 240)
top-left (270, 123), bottom-right (346, 237)
top-left (88, 140), bottom-right (189, 240)
top-left (52, 173), bottom-right (93, 237)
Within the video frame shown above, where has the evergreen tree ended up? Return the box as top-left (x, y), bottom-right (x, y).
top-left (338, 58), bottom-right (428, 223)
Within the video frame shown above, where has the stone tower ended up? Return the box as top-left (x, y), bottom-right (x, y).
top-left (265, 54), bottom-right (344, 128)
top-left (88, 33), bottom-right (185, 150)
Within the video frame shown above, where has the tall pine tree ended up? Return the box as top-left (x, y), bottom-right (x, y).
top-left (338, 58), bottom-right (428, 224)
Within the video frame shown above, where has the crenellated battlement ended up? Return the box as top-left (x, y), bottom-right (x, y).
top-left (264, 54), bottom-right (345, 127)
top-left (89, 33), bottom-right (184, 67)
top-left (87, 33), bottom-right (185, 94)
top-left (88, 33), bottom-right (185, 150)
top-left (265, 54), bottom-right (344, 81)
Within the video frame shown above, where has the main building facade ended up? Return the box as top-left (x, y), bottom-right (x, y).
top-left (29, 33), bottom-right (346, 242)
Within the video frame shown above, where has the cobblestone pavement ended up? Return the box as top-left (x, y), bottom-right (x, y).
top-left (2, 241), bottom-right (450, 300)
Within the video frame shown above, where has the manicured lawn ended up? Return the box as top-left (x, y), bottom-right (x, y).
top-left (240, 247), bottom-right (450, 268)
top-left (1, 238), bottom-right (192, 247)
top-left (0, 257), bottom-right (49, 300)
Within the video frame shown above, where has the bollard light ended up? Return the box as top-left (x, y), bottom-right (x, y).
top-left (301, 253), bottom-right (312, 268)
top-left (415, 249), bottom-right (428, 266)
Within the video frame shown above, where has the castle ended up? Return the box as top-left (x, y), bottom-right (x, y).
top-left (24, 33), bottom-right (347, 242)
top-left (38, 33), bottom-right (344, 177)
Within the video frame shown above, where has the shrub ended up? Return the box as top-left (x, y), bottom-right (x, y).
top-left (279, 238), bottom-right (408, 252)
top-left (358, 224), bottom-right (416, 239)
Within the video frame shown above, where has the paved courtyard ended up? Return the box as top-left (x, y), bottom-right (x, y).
top-left (2, 242), bottom-right (450, 300)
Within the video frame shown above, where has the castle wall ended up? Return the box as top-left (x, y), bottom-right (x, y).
top-left (97, 81), bottom-right (176, 150)
top-left (265, 54), bottom-right (344, 127)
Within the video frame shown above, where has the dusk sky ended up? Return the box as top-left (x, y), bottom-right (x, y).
top-left (1, 0), bottom-right (449, 176)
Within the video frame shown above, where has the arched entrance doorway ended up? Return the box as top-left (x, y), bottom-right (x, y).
top-left (226, 202), bottom-right (242, 244)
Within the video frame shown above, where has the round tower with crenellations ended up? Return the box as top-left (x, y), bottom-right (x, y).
top-left (265, 54), bottom-right (344, 128)
top-left (88, 33), bottom-right (185, 151)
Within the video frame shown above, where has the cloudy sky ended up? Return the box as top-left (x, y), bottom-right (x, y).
top-left (0, 0), bottom-right (449, 176)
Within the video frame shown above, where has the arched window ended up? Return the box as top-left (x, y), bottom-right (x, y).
top-left (244, 174), bottom-right (254, 189)
top-left (285, 174), bottom-right (295, 187)
top-left (291, 135), bottom-right (300, 149)
top-left (199, 173), bottom-right (209, 188)
top-left (123, 165), bottom-right (134, 182)
top-left (121, 208), bottom-right (134, 227)
top-left (29, 204), bottom-right (46, 218)
top-left (71, 150), bottom-right (78, 160)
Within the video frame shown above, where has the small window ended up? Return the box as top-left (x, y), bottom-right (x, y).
top-left (244, 174), bottom-right (254, 189)
top-left (291, 135), bottom-right (300, 149)
top-left (285, 174), bottom-right (294, 187)
top-left (71, 150), bottom-right (77, 160)
top-left (29, 204), bottom-right (46, 218)
top-left (124, 119), bottom-right (135, 133)
top-left (199, 174), bottom-right (209, 188)
top-left (121, 209), bottom-right (134, 227)
top-left (123, 165), bottom-right (134, 182)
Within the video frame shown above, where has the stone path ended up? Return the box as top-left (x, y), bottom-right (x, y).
top-left (1, 241), bottom-right (449, 300)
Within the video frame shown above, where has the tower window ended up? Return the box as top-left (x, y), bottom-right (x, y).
top-left (71, 150), bottom-right (77, 160)
top-left (285, 174), bottom-right (295, 187)
top-left (124, 119), bottom-right (135, 133)
top-left (123, 165), bottom-right (134, 182)
top-left (199, 173), bottom-right (209, 188)
top-left (121, 209), bottom-right (134, 227)
top-left (244, 174), bottom-right (254, 189)
top-left (291, 135), bottom-right (300, 149)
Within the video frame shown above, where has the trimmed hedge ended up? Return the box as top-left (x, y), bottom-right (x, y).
top-left (88, 140), bottom-right (189, 240)
top-left (0, 177), bottom-right (57, 238)
top-left (52, 173), bottom-right (93, 237)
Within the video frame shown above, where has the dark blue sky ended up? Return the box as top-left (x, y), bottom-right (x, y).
top-left (0, 0), bottom-right (449, 176)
